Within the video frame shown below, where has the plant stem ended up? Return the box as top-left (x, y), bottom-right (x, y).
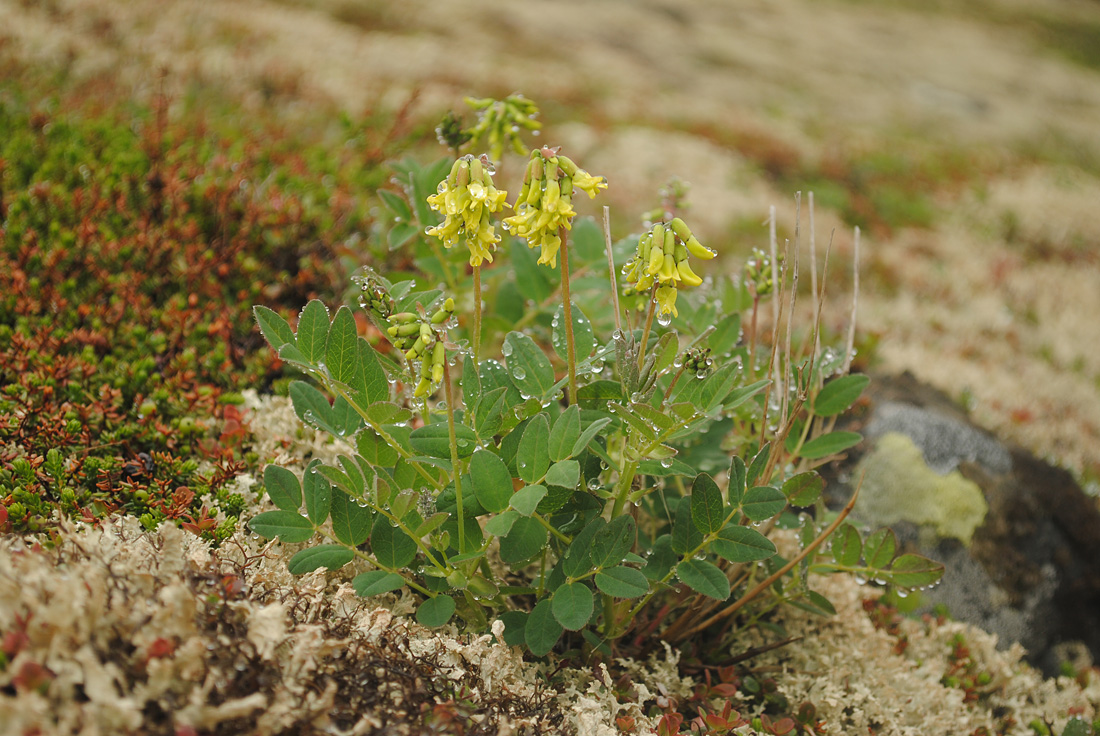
top-left (472, 264), bottom-right (482, 364)
top-left (637, 284), bottom-right (658, 372)
top-left (442, 358), bottom-right (465, 552)
top-left (558, 225), bottom-right (578, 405)
top-left (610, 458), bottom-right (638, 518)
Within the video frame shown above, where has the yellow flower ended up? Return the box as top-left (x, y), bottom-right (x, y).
top-left (503, 149), bottom-right (601, 269)
top-left (655, 285), bottom-right (678, 318)
top-left (425, 155), bottom-right (508, 267)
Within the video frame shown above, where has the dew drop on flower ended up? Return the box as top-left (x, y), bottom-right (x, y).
top-left (657, 312), bottom-right (673, 327)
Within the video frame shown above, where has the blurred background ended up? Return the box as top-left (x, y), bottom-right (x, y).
top-left (3, 0), bottom-right (1099, 483)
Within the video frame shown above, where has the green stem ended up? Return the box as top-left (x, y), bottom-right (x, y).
top-left (442, 358), bottom-right (466, 553)
top-left (610, 458), bottom-right (638, 518)
top-left (559, 225), bottom-right (578, 405)
top-left (472, 264), bottom-right (482, 364)
top-left (532, 511), bottom-right (571, 544)
top-left (637, 284), bottom-right (658, 372)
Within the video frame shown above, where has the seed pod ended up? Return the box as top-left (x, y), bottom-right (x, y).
top-left (557, 155), bottom-right (578, 177)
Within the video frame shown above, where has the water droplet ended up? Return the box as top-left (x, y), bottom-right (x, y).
top-left (895, 588), bottom-right (909, 598)
top-left (501, 342), bottom-right (513, 357)
top-left (512, 367), bottom-right (526, 380)
top-left (673, 356), bottom-right (684, 368)
top-left (660, 458), bottom-right (674, 469)
top-left (657, 312), bottom-right (672, 327)
top-left (854, 574), bottom-right (868, 585)
top-left (587, 478), bottom-right (601, 490)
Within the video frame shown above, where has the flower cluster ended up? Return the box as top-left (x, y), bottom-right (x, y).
top-left (464, 94), bottom-right (542, 163)
top-left (386, 298), bottom-right (455, 397)
top-left (621, 217), bottom-right (715, 319)
top-left (425, 155), bottom-right (509, 268)
top-left (503, 148), bottom-right (607, 269)
top-left (744, 248), bottom-right (780, 297)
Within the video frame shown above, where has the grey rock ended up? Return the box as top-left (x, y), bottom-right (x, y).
top-left (826, 371), bottom-right (1100, 676)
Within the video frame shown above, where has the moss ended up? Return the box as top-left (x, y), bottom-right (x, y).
top-left (855, 432), bottom-right (989, 545)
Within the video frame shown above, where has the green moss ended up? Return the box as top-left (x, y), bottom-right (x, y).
top-left (856, 432), bottom-right (988, 545)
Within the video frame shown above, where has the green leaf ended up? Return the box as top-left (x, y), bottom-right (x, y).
top-left (863, 528), bottom-right (897, 570)
top-left (510, 485), bottom-right (547, 516)
top-left (331, 395), bottom-right (363, 436)
top-left (813, 374), bottom-right (870, 417)
top-left (746, 443), bottom-right (771, 487)
top-left (570, 415), bottom-right (611, 457)
top-left (552, 582), bottom-right (594, 631)
top-left (417, 596), bottom-right (456, 627)
top-left (708, 312), bottom-right (741, 356)
top-left (504, 332), bottom-right (556, 399)
top-left (474, 387), bottom-right (510, 440)
top-left (886, 554), bottom-right (945, 589)
top-left (697, 363), bottom-right (741, 414)
top-left (672, 496), bottom-right (703, 554)
top-left (414, 512), bottom-right (450, 538)
top-left (712, 525), bottom-right (777, 563)
top-left (638, 458), bottom-right (697, 477)
top-left (287, 545), bottom-right (354, 574)
top-left (789, 589), bottom-right (837, 617)
top-left (831, 523), bottom-right (862, 567)
top-left (264, 464), bottom-right (302, 511)
top-left (303, 461), bottom-right (332, 524)
top-left (357, 428), bottom-right (400, 467)
top-left (485, 509), bottom-right (521, 537)
top-left (330, 491), bottom-right (373, 546)
top-left (595, 566), bottom-right (649, 598)
top-left (1061, 720), bottom-right (1091, 736)
top-left (499, 515), bottom-right (548, 564)
top-left (409, 422), bottom-right (478, 459)
top-left (548, 404), bottom-right (582, 462)
top-left (497, 611), bottom-right (528, 646)
top-left (591, 515), bottom-right (636, 569)
top-left (352, 570), bottom-right (406, 597)
top-left (728, 456), bottom-right (746, 507)
top-left (365, 401), bottom-right (411, 426)
top-left (799, 431), bottom-right (862, 460)
top-left (783, 472), bottom-right (824, 507)
top-left (357, 337), bottom-right (391, 405)
top-left (248, 510), bottom-right (313, 543)
top-left (563, 517), bottom-right (606, 577)
top-left (724, 379), bottom-right (770, 412)
top-left (545, 460), bottom-right (579, 489)
top-left (677, 559), bottom-right (731, 600)
top-left (277, 343), bottom-right (312, 372)
top-left (469, 450), bottom-right (513, 513)
top-left (371, 514), bottom-right (418, 568)
top-left (254, 305), bottom-right (296, 352)
top-left (525, 599), bottom-right (563, 657)
top-left (517, 413), bottom-right (550, 483)
top-left (691, 473), bottom-right (725, 534)
top-left (741, 486), bottom-right (786, 521)
top-left (570, 216), bottom-right (605, 262)
top-left (296, 300), bottom-right (330, 364)
top-left (552, 302), bottom-right (596, 362)
top-left (642, 535), bottom-right (678, 581)
top-left (576, 380), bottom-right (623, 409)
top-left (327, 306), bottom-right (365, 395)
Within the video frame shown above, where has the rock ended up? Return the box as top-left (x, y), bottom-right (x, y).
top-left (825, 371), bottom-right (1100, 676)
